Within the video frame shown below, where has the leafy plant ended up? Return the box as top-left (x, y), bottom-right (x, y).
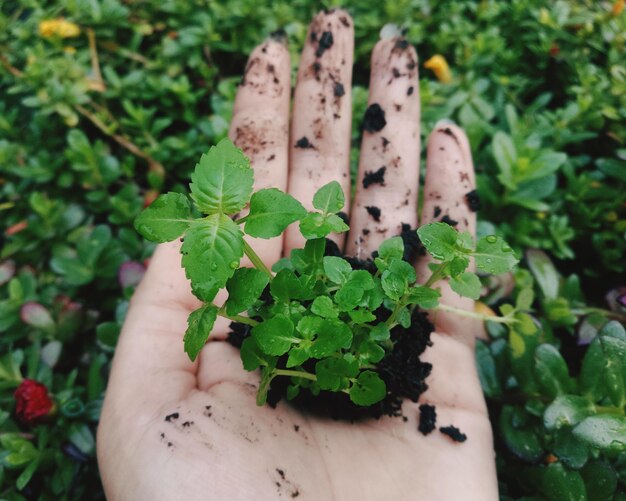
top-left (135, 138), bottom-right (519, 407)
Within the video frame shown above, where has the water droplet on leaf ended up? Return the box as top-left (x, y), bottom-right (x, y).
top-left (486, 235), bottom-right (497, 243)
top-left (229, 261), bottom-right (238, 269)
top-left (210, 263), bottom-right (218, 271)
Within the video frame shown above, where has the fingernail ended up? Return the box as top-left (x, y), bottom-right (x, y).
top-left (269, 29), bottom-right (288, 46)
top-left (380, 23), bottom-right (403, 40)
top-left (435, 118), bottom-right (457, 128)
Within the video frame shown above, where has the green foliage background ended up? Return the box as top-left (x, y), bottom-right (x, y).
top-left (0, 0), bottom-right (625, 499)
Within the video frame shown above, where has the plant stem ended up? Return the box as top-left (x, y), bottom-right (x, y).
top-left (243, 239), bottom-right (273, 279)
top-left (235, 215), bottom-right (248, 224)
top-left (595, 405), bottom-right (625, 416)
top-left (273, 369), bottom-right (317, 382)
top-left (424, 262), bottom-right (447, 288)
top-left (216, 307), bottom-right (259, 327)
top-left (434, 303), bottom-right (517, 324)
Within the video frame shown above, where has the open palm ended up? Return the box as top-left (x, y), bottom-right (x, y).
top-left (98, 9), bottom-right (498, 500)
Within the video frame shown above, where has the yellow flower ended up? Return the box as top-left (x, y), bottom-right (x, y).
top-left (613, 0), bottom-right (625, 16)
top-left (39, 18), bottom-right (81, 39)
top-left (424, 55), bottom-right (452, 83)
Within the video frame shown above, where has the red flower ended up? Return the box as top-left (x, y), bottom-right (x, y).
top-left (14, 379), bottom-right (55, 425)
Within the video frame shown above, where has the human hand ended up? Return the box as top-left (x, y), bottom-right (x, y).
top-left (97, 9), bottom-right (498, 500)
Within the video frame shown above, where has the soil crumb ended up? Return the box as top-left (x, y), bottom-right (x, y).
top-left (433, 206), bottom-right (442, 218)
top-left (363, 166), bottom-right (386, 188)
top-left (465, 189), bottom-right (481, 212)
top-left (407, 86), bottom-right (414, 96)
top-left (441, 215), bottom-right (458, 226)
top-left (363, 104), bottom-right (387, 132)
top-left (418, 404), bottom-right (437, 435)
top-left (295, 137), bottom-right (314, 149)
top-left (440, 425), bottom-right (467, 443)
top-left (316, 31), bottom-right (334, 57)
top-left (334, 82), bottom-right (345, 97)
top-left (365, 205), bottom-right (381, 222)
top-left (164, 412), bottom-right (179, 422)
top-left (395, 39), bottom-right (409, 50)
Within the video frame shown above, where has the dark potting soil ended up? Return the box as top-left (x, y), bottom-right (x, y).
top-left (465, 190), bottom-right (481, 212)
top-left (226, 236), bottom-right (435, 422)
top-left (418, 404), bottom-right (437, 435)
top-left (440, 214), bottom-right (458, 226)
top-left (362, 166), bottom-right (386, 188)
top-left (440, 425), bottom-right (467, 442)
top-left (362, 103), bottom-right (387, 133)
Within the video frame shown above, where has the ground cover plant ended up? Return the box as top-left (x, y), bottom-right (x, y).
top-left (1, 0), bottom-right (625, 499)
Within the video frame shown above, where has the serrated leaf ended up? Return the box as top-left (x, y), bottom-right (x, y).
top-left (417, 222), bottom-right (460, 261)
top-left (245, 188), bottom-right (307, 238)
top-left (323, 257), bottom-right (352, 284)
top-left (299, 212), bottom-right (349, 239)
top-left (309, 319), bottom-right (352, 358)
top-left (270, 269), bottom-right (310, 302)
top-left (134, 192), bottom-right (192, 243)
top-left (312, 181), bottom-right (345, 213)
top-left (225, 268), bottom-right (269, 316)
top-left (349, 371), bottom-right (386, 406)
top-left (296, 316), bottom-right (324, 340)
top-left (474, 235), bottom-right (519, 274)
top-left (181, 215), bottom-right (244, 301)
top-left (240, 337), bottom-right (274, 371)
top-left (316, 358), bottom-right (356, 391)
top-left (406, 286), bottom-right (441, 309)
top-left (449, 271), bottom-right (481, 299)
top-left (310, 296), bottom-right (338, 319)
top-left (184, 303), bottom-right (218, 361)
top-left (189, 139), bottom-right (254, 215)
top-left (252, 315), bottom-right (297, 356)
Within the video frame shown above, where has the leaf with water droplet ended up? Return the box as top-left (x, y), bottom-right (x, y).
top-left (181, 214), bottom-right (245, 301)
top-left (474, 235), bottom-right (519, 274)
top-left (225, 268), bottom-right (269, 316)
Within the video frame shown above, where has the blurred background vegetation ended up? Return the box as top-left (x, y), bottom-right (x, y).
top-left (0, 0), bottom-right (625, 499)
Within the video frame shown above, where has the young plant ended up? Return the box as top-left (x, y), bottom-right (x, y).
top-left (135, 138), bottom-right (519, 407)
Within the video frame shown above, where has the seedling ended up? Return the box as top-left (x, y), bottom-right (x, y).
top-left (135, 138), bottom-right (519, 408)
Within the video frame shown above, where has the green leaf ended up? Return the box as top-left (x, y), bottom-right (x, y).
top-left (526, 249), bottom-right (560, 300)
top-left (309, 319), bottom-right (352, 358)
top-left (312, 181), bottom-right (345, 213)
top-left (543, 395), bottom-right (594, 431)
top-left (349, 371), bottom-right (386, 406)
top-left (240, 337), bottom-right (274, 371)
top-left (310, 296), bottom-right (338, 319)
top-left (270, 269), bottom-right (309, 302)
top-left (572, 415), bottom-right (626, 452)
top-left (474, 235), bottom-right (519, 274)
top-left (417, 222), bottom-right (460, 261)
top-left (225, 268), bottom-right (269, 316)
top-left (335, 271), bottom-right (374, 311)
top-left (299, 212), bottom-right (349, 239)
top-left (581, 460), bottom-right (617, 501)
top-left (541, 462), bottom-right (586, 501)
top-left (406, 286), bottom-right (441, 309)
top-left (499, 405), bottom-right (544, 462)
top-left (492, 131), bottom-right (517, 190)
top-left (296, 316), bottom-right (324, 340)
top-left (181, 215), bottom-right (244, 301)
top-left (244, 188), bottom-right (307, 238)
top-left (323, 257), bottom-right (352, 284)
top-left (375, 237), bottom-right (405, 270)
top-left (553, 428), bottom-right (589, 470)
top-left (449, 271), bottom-right (481, 299)
top-left (348, 309), bottom-right (376, 324)
top-left (316, 358), bottom-right (357, 391)
top-left (189, 138), bottom-right (254, 215)
top-left (134, 192), bottom-right (192, 243)
top-left (286, 345), bottom-right (311, 368)
top-left (476, 340), bottom-right (501, 398)
top-left (184, 303), bottom-right (218, 361)
top-left (534, 344), bottom-right (574, 398)
top-left (580, 333), bottom-right (626, 406)
top-left (252, 315), bottom-right (296, 356)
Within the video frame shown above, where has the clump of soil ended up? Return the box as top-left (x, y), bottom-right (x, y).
top-left (362, 166), bottom-right (386, 188)
top-left (362, 104), bottom-right (387, 132)
top-left (465, 190), bottom-right (480, 212)
top-left (226, 236), bottom-right (435, 422)
top-left (440, 425), bottom-right (467, 442)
